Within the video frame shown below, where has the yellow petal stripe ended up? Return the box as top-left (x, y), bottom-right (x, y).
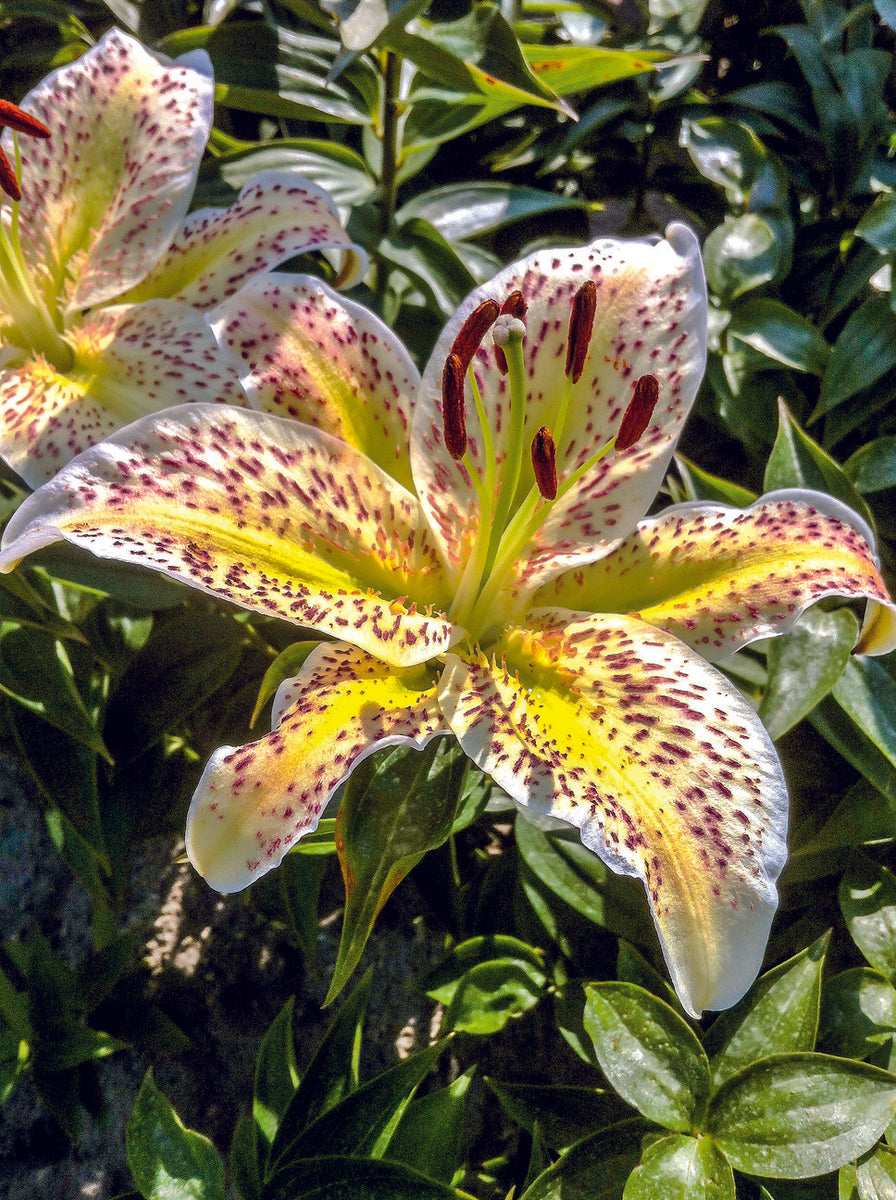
top-left (533, 491), bottom-right (896, 660)
top-left (186, 643), bottom-right (446, 891)
top-left (438, 611), bottom-right (787, 1017)
top-left (14, 29), bottom-right (213, 313)
top-left (0, 300), bottom-right (247, 487)
top-left (0, 405), bottom-right (458, 666)
top-left (210, 275), bottom-right (419, 489)
top-left (116, 174), bottom-right (367, 309)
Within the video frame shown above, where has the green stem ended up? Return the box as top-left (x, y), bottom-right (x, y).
top-left (379, 50), bottom-right (401, 238)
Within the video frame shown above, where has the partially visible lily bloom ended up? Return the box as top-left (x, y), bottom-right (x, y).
top-left (0, 28), bottom-right (365, 488)
top-left (2, 225), bottom-right (894, 1017)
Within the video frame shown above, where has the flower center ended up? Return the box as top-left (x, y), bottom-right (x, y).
top-left (0, 103), bottom-right (73, 371)
top-left (443, 285), bottom-right (659, 640)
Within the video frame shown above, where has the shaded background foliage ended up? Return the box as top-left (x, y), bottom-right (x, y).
top-left (0, 0), bottom-right (896, 1196)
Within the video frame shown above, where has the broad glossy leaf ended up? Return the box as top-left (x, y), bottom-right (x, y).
top-left (583, 983), bottom-right (711, 1133)
top-left (522, 44), bottom-right (664, 96)
top-left (387, 1069), bottom-right (472, 1184)
top-left (251, 641), bottom-right (320, 728)
top-left (845, 438), bottom-right (896, 494)
top-left (728, 300), bottom-right (829, 376)
top-left (328, 741), bottom-right (466, 1004)
top-left (197, 141), bottom-right (377, 209)
top-left (704, 214), bottom-right (791, 300)
top-left (832, 657), bottom-right (896, 772)
top-left (37, 1026), bottom-right (126, 1072)
top-left (441, 959), bottom-right (547, 1035)
top-left (419, 935), bottom-right (545, 1005)
top-left (815, 296), bottom-right (896, 419)
top-left (855, 1143), bottom-right (896, 1199)
top-left (622, 1134), bottom-right (735, 1200)
top-left (811, 697), bottom-right (896, 802)
top-left (706, 1053), bottom-right (896, 1178)
top-left (126, 1071), bottom-right (226, 1200)
top-left (520, 1119), bottom-right (649, 1200)
top-left (840, 855), bottom-right (896, 980)
top-left (857, 193), bottom-right (896, 252)
top-left (488, 1081), bottom-right (630, 1152)
top-left (379, 217), bottom-right (478, 316)
top-left (673, 455), bottom-right (756, 507)
top-left (703, 934), bottom-right (828, 1088)
top-left (760, 607), bottom-right (859, 741)
top-left (801, 780), bottom-right (896, 855)
top-left (763, 401), bottom-right (873, 526)
top-left (681, 116), bottom-right (788, 208)
top-left (818, 968), bottom-right (896, 1062)
top-left (263, 1156), bottom-right (471, 1200)
top-left (397, 182), bottom-right (584, 243)
top-left (270, 1042), bottom-right (443, 1166)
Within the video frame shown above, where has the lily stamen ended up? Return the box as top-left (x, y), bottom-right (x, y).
top-left (531, 427), bottom-right (557, 500)
top-left (616, 374), bottom-right (660, 452)
top-left (442, 353), bottom-right (467, 460)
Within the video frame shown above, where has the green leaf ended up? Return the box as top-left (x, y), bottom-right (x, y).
top-left (728, 300), bottom-right (830, 376)
top-left (327, 741), bottom-right (467, 1004)
top-left (818, 968), bottom-right (896, 1062)
top-left (857, 193), bottom-right (896, 252)
top-left (673, 456), bottom-right (757, 507)
top-left (814, 296), bottom-right (896, 420)
top-left (397, 182), bottom-right (584, 243)
top-left (703, 934), bottom-right (828, 1088)
top-left (519, 1119), bottom-right (648, 1200)
top-left (583, 982), bottom-right (711, 1133)
top-left (250, 641), bottom-right (320, 728)
top-left (440, 959), bottom-right (547, 1035)
top-left (197, 142), bottom-right (377, 210)
top-left (488, 1081), bottom-right (630, 1152)
top-left (380, 1068), bottom-right (472, 1184)
top-left (269, 1042), bottom-right (444, 1167)
top-left (622, 1134), bottom-right (735, 1200)
top-left (855, 1143), bottom-right (896, 1198)
top-left (270, 968), bottom-right (371, 1155)
top-left (126, 1070), bottom-right (226, 1200)
top-left (704, 214), bottom-right (791, 300)
top-left (705, 1053), bottom-right (896, 1178)
top-left (800, 780), bottom-right (896, 855)
top-left (831, 657), bottom-right (896, 774)
top-left (254, 998), bottom-right (299, 1149)
top-left (681, 116), bottom-right (788, 209)
top-left (845, 438), bottom-right (896, 494)
top-left (763, 400), bottom-right (873, 525)
top-left (104, 608), bottom-right (243, 760)
top-left (515, 819), bottom-right (656, 951)
top-left (760, 607), bottom-right (859, 741)
top-left (840, 854), bottom-right (896, 980)
top-left (0, 627), bottom-right (111, 761)
top-left (37, 1026), bottom-right (126, 1072)
top-left (521, 44), bottom-right (664, 96)
top-left (811, 696), bottom-right (896, 803)
top-left (419, 935), bottom-right (545, 1005)
top-left (262, 1156), bottom-right (473, 1200)
top-left (379, 217), bottom-right (478, 317)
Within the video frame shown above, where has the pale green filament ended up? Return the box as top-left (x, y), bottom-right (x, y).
top-left (0, 132), bottom-right (72, 369)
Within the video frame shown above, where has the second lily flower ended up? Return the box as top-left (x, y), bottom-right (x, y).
top-left (2, 225), bottom-right (894, 1018)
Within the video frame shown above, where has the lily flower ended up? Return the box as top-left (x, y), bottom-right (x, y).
top-left (2, 225), bottom-right (894, 1017)
top-left (0, 27), bottom-right (365, 489)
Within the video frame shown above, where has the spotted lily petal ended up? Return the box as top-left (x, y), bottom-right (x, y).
top-left (533, 490), bottom-right (896, 660)
top-left (0, 300), bottom-right (247, 488)
top-left (411, 224), bottom-right (706, 578)
top-left (187, 642), bottom-right (446, 891)
top-left (0, 404), bottom-right (458, 666)
top-left (209, 275), bottom-right (419, 488)
top-left (116, 174), bottom-right (367, 310)
top-left (11, 29), bottom-right (213, 313)
top-left (438, 611), bottom-right (787, 1017)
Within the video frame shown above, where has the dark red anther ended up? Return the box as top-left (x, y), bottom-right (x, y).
top-left (531, 427), bottom-right (558, 500)
top-left (449, 299), bottom-right (500, 374)
top-left (0, 100), bottom-right (50, 140)
top-left (564, 280), bottom-right (597, 384)
top-left (616, 374), bottom-right (659, 451)
top-left (0, 148), bottom-right (19, 201)
top-left (442, 353), bottom-right (467, 460)
top-left (501, 290), bottom-right (527, 319)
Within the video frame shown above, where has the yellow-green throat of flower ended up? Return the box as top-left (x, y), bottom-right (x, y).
top-left (443, 283), bottom-right (659, 637)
